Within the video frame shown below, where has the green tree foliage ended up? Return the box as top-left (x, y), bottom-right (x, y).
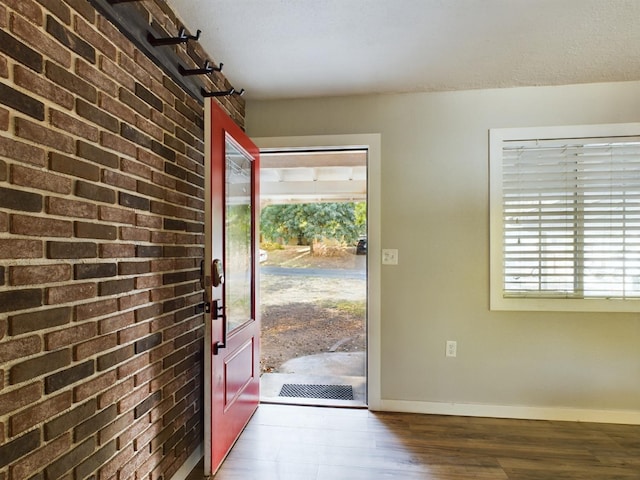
top-left (354, 201), bottom-right (367, 234)
top-left (261, 202), bottom-right (364, 246)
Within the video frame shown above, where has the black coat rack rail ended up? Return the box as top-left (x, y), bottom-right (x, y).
top-left (179, 60), bottom-right (223, 76)
top-left (88, 0), bottom-right (245, 102)
top-left (201, 87), bottom-right (245, 98)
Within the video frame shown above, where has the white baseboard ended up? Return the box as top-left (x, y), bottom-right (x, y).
top-left (378, 399), bottom-right (640, 425)
top-left (168, 442), bottom-right (203, 480)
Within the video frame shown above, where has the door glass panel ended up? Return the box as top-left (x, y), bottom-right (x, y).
top-left (225, 137), bottom-right (253, 333)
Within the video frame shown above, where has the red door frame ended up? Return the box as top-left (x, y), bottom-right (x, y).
top-left (204, 100), bottom-right (260, 475)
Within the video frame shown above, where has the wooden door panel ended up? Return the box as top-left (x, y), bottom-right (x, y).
top-left (224, 337), bottom-right (255, 407)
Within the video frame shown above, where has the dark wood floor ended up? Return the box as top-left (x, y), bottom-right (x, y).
top-left (188, 404), bottom-right (640, 480)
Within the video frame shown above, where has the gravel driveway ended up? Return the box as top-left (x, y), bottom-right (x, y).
top-left (259, 247), bottom-right (366, 373)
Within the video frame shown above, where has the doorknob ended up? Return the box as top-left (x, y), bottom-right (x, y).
top-left (213, 299), bottom-right (226, 355)
top-left (212, 259), bottom-right (224, 287)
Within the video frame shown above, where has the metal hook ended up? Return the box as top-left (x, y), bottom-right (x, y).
top-left (148, 27), bottom-right (201, 46)
top-left (201, 87), bottom-right (245, 98)
top-left (178, 60), bottom-right (223, 76)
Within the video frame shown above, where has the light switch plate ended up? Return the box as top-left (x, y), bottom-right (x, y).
top-left (382, 249), bottom-right (398, 265)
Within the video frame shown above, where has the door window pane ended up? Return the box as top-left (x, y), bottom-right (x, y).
top-left (225, 137), bottom-right (253, 332)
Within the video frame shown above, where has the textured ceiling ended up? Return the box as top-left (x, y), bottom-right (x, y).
top-left (168, 0), bottom-right (640, 100)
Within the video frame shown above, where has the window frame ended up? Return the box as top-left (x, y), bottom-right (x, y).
top-left (489, 123), bottom-right (640, 312)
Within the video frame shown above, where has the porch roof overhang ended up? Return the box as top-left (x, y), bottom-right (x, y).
top-left (259, 150), bottom-right (367, 205)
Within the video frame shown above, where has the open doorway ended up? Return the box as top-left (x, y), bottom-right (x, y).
top-left (258, 148), bottom-right (368, 407)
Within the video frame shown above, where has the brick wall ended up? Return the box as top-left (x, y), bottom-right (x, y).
top-left (0, 1), bottom-right (244, 479)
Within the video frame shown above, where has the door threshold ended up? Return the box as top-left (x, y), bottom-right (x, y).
top-left (261, 398), bottom-right (368, 409)
top-left (260, 372), bottom-right (367, 408)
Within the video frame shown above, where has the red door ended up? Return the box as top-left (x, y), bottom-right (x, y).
top-left (204, 100), bottom-right (260, 475)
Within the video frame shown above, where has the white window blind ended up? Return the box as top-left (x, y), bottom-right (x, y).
top-left (490, 124), bottom-right (640, 312)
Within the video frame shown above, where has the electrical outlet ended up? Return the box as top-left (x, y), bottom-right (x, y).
top-left (446, 340), bottom-right (457, 357)
top-left (382, 249), bottom-right (398, 265)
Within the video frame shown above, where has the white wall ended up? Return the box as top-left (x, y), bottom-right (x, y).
top-left (246, 81), bottom-right (640, 422)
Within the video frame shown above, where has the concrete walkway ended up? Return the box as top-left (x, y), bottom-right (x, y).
top-left (260, 352), bottom-right (367, 407)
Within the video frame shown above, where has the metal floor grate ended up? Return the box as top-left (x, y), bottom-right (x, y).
top-left (278, 383), bottom-right (354, 400)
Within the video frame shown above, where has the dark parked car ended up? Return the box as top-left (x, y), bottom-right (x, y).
top-left (356, 237), bottom-right (367, 255)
